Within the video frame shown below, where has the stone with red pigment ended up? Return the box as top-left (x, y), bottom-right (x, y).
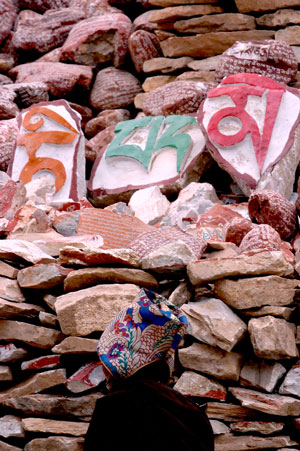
top-left (12, 8), bottom-right (86, 54)
top-left (0, 180), bottom-right (26, 221)
top-left (68, 103), bottom-right (92, 129)
top-left (130, 226), bottom-right (207, 260)
top-left (128, 30), bottom-right (161, 73)
top-left (18, 0), bottom-right (70, 12)
top-left (88, 115), bottom-right (208, 207)
top-left (85, 109), bottom-right (130, 138)
top-left (143, 81), bottom-right (208, 116)
top-left (0, 0), bottom-right (18, 46)
top-left (239, 224), bottom-right (282, 254)
top-left (65, 362), bottom-right (105, 393)
top-left (198, 73), bottom-right (300, 199)
top-left (0, 119), bottom-right (18, 171)
top-left (70, 0), bottom-right (119, 17)
top-left (0, 87), bottom-right (19, 120)
top-left (6, 82), bottom-right (49, 109)
top-left (133, 10), bottom-right (158, 33)
top-left (8, 100), bottom-right (86, 204)
top-left (60, 13), bottom-right (132, 67)
top-left (21, 355), bottom-right (61, 371)
top-left (85, 125), bottom-right (115, 163)
top-left (224, 216), bottom-right (256, 247)
top-left (216, 40), bottom-right (298, 85)
top-left (90, 67), bottom-right (142, 111)
top-left (9, 62), bottom-right (93, 98)
top-left (248, 190), bottom-right (298, 241)
top-left (0, 343), bottom-right (28, 363)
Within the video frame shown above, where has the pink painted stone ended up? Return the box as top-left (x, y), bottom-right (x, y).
top-left (0, 87), bottom-right (18, 119)
top-left (65, 362), bottom-right (105, 393)
top-left (216, 40), bottom-right (298, 85)
top-left (9, 62), bottom-right (93, 98)
top-left (18, 0), bottom-right (70, 12)
top-left (89, 67), bottom-right (142, 111)
top-left (198, 73), bottom-right (300, 199)
top-left (128, 30), bottom-right (161, 73)
top-left (239, 224), bottom-right (282, 254)
top-left (88, 115), bottom-right (208, 207)
top-left (12, 7), bottom-right (86, 54)
top-left (85, 109), bottom-right (130, 138)
top-left (8, 100), bottom-right (86, 204)
top-left (85, 125), bottom-right (115, 163)
top-left (0, 0), bottom-right (18, 46)
top-left (60, 13), bottom-right (132, 67)
top-left (0, 118), bottom-right (18, 171)
top-left (224, 216), bottom-right (256, 247)
top-left (132, 10), bottom-right (158, 32)
top-left (248, 190), bottom-right (298, 241)
top-left (0, 180), bottom-right (26, 221)
top-left (21, 355), bottom-right (61, 371)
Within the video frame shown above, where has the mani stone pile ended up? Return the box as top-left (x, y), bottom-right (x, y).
top-left (2, 0), bottom-right (300, 450)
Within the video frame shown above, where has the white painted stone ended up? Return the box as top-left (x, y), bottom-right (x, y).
top-left (141, 240), bottom-right (198, 271)
top-left (0, 344), bottom-right (28, 363)
top-left (129, 186), bottom-right (170, 225)
top-left (174, 371), bottom-right (227, 401)
top-left (0, 416), bottom-right (24, 438)
top-left (240, 359), bottom-right (286, 393)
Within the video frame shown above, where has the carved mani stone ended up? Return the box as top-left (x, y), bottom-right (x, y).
top-left (239, 224), bottom-right (282, 254)
top-left (198, 73), bottom-right (300, 199)
top-left (215, 40), bottom-right (298, 85)
top-left (8, 100), bottom-right (86, 204)
top-left (88, 115), bottom-right (208, 206)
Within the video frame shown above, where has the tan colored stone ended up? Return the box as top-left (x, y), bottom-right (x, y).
top-left (210, 420), bottom-right (230, 435)
top-left (174, 13), bottom-right (255, 34)
top-left (55, 284), bottom-right (141, 336)
top-left (0, 299), bottom-right (44, 319)
top-left (58, 247), bottom-right (140, 268)
top-left (188, 55), bottom-right (221, 71)
top-left (240, 360), bottom-right (286, 393)
top-left (0, 277), bottom-right (25, 302)
top-left (142, 75), bottom-right (176, 92)
top-left (176, 71), bottom-right (216, 82)
top-left (148, 5), bottom-right (223, 24)
top-left (143, 56), bottom-right (193, 74)
top-left (161, 31), bottom-right (274, 58)
top-left (215, 433), bottom-right (297, 451)
top-left (0, 369), bottom-right (66, 403)
top-left (0, 320), bottom-right (63, 348)
top-left (234, 0), bottom-right (300, 13)
top-left (0, 440), bottom-right (22, 450)
top-left (52, 337), bottom-right (98, 354)
top-left (174, 371), bottom-right (227, 400)
top-left (241, 305), bottom-right (295, 320)
top-left (229, 387), bottom-right (300, 416)
top-left (134, 92), bottom-right (148, 109)
top-left (17, 263), bottom-right (71, 290)
top-left (256, 9), bottom-right (300, 28)
top-left (32, 233), bottom-right (104, 257)
top-left (168, 281), bottom-right (192, 307)
top-left (22, 418), bottom-right (88, 436)
top-left (0, 261), bottom-right (18, 279)
top-left (149, 0), bottom-right (219, 5)
top-left (64, 267), bottom-right (158, 293)
top-left (249, 316), bottom-right (299, 360)
top-left (276, 26), bottom-right (300, 45)
top-left (230, 420), bottom-right (284, 435)
top-left (206, 402), bottom-right (260, 421)
top-left (24, 436), bottom-right (84, 451)
top-left (179, 342), bottom-right (243, 380)
top-left (187, 251), bottom-right (294, 285)
top-left (214, 276), bottom-right (299, 309)
top-left (0, 240), bottom-right (54, 264)
top-left (39, 311), bottom-right (58, 327)
top-left (0, 365), bottom-right (12, 381)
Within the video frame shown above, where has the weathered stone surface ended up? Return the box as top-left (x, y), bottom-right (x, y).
top-left (229, 387), bottom-right (300, 416)
top-left (176, 71), bottom-right (216, 83)
top-left (230, 420), bottom-right (284, 435)
top-left (248, 190), bottom-right (298, 241)
top-left (206, 402), bottom-right (260, 421)
top-left (161, 31), bottom-right (274, 58)
top-left (24, 436), bottom-right (84, 451)
top-left (9, 63), bottom-right (93, 98)
top-left (224, 217), bottom-right (255, 247)
top-left (256, 9), bottom-right (300, 28)
top-left (187, 251), bottom-right (294, 285)
top-left (182, 298), bottom-right (247, 352)
top-left (210, 420), bottom-right (230, 435)
top-left (129, 30), bottom-right (161, 73)
top-left (148, 5), bottom-right (223, 24)
top-left (279, 363), bottom-right (300, 397)
top-left (85, 109), bottom-right (130, 138)
top-left (215, 276), bottom-right (299, 310)
top-left (30, 233), bottom-right (104, 257)
top-left (6, 81), bottom-right (49, 110)
top-left (64, 267), bottom-right (158, 292)
top-left (179, 343), bottom-right (243, 380)
top-left (0, 416), bottom-right (24, 438)
top-left (0, 276), bottom-right (25, 302)
top-left (0, 240), bottom-right (53, 264)
top-left (70, 0), bottom-right (118, 16)
top-left (0, 54), bottom-right (14, 73)
top-left (214, 433), bottom-right (297, 451)
top-left (39, 311), bottom-right (58, 327)
top-left (168, 281), bottom-right (192, 307)
top-left (277, 28), bottom-right (300, 47)
top-left (143, 76), bottom-right (175, 93)
top-left (0, 299), bottom-right (44, 319)
top-left (55, 284), bottom-right (141, 336)
top-left (59, 246), bottom-right (140, 268)
top-left (188, 55), bottom-right (221, 71)
top-left (234, 0), bottom-right (300, 13)
top-left (90, 67), bottom-right (142, 110)
top-left (0, 369), bottom-right (66, 403)
top-left (129, 186), bottom-right (170, 225)
top-left (65, 362), bottom-right (105, 393)
top-left (22, 417), bottom-right (88, 436)
top-left (0, 366), bottom-right (12, 381)
top-left (61, 13), bottom-right (132, 67)
top-left (249, 316), bottom-right (298, 360)
top-left (85, 125), bottom-right (115, 163)
top-left (18, 0), bottom-right (70, 12)
top-left (0, 119), bottom-right (18, 172)
top-left (52, 337), bottom-right (98, 354)
top-left (17, 263), bottom-right (71, 290)
top-left (174, 371), bottom-right (227, 401)
top-left (21, 355), bottom-right (61, 371)
top-left (0, 320), bottom-right (62, 349)
top-left (0, 344), bottom-right (28, 363)
top-left (240, 360), bottom-right (286, 392)
top-left (12, 8), bottom-right (86, 54)
top-left (148, 0), bottom-right (219, 5)
top-left (175, 13), bottom-right (255, 34)
top-left (0, 88), bottom-right (18, 120)
top-left (0, 0), bottom-right (17, 46)
top-left (239, 224), bottom-right (282, 253)
top-left (242, 305), bottom-right (295, 320)
top-left (143, 56), bottom-right (193, 74)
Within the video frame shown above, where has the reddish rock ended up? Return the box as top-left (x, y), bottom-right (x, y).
top-left (129, 30), bottom-right (161, 73)
top-left (85, 109), bottom-right (130, 138)
top-left (0, 180), bottom-right (26, 221)
top-left (36, 47), bottom-right (62, 62)
top-left (142, 80), bottom-right (208, 116)
top-left (18, 0), bottom-right (70, 12)
top-left (0, 87), bottom-right (18, 120)
top-left (224, 217), bottom-right (256, 247)
top-left (239, 224), bottom-right (282, 254)
top-left (9, 62), bottom-right (93, 98)
top-left (70, 0), bottom-right (119, 16)
top-left (216, 40), bottom-right (298, 85)
top-left (17, 263), bottom-right (71, 290)
top-left (60, 13), bottom-right (132, 67)
top-left (0, 0), bottom-right (18, 46)
top-left (21, 355), bottom-right (61, 371)
top-left (0, 119), bottom-right (18, 171)
top-left (248, 190), bottom-right (298, 241)
top-left (65, 362), bottom-right (105, 393)
top-left (6, 82), bottom-right (49, 109)
top-left (133, 10), bottom-right (158, 32)
top-left (85, 125), bottom-right (115, 163)
top-left (90, 67), bottom-right (142, 111)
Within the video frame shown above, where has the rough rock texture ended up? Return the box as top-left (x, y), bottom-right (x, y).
top-left (239, 224), bottom-right (282, 253)
top-left (0, 0), bottom-right (18, 46)
top-left (175, 13), bottom-right (256, 34)
top-left (129, 30), bottom-right (161, 73)
top-left (174, 370), bottom-right (227, 400)
top-left (24, 436), bottom-right (84, 451)
top-left (18, 0), bottom-right (70, 12)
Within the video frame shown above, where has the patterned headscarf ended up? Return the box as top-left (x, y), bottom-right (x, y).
top-left (97, 289), bottom-right (188, 380)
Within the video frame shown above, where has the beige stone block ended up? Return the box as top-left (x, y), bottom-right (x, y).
top-left (0, 320), bottom-right (62, 348)
top-left (149, 0), bottom-right (219, 6)
top-left (148, 5), bottom-right (223, 24)
top-left (176, 71), bottom-right (216, 82)
top-left (174, 13), bottom-right (256, 34)
top-left (0, 299), bottom-right (44, 319)
top-left (17, 263), bottom-right (70, 289)
top-left (234, 0), bottom-right (300, 13)
top-left (256, 9), bottom-right (300, 28)
top-left (55, 284), bottom-right (141, 336)
top-left (0, 440), bottom-right (22, 450)
top-left (143, 56), bottom-right (193, 74)
top-left (142, 75), bottom-right (176, 92)
top-left (0, 365), bottom-right (13, 381)
top-left (206, 402), bottom-right (260, 421)
top-left (24, 436), bottom-right (84, 451)
top-left (241, 305), bottom-right (295, 320)
top-left (52, 337), bottom-right (98, 354)
top-left (134, 92), bottom-right (148, 109)
top-left (276, 26), bottom-right (300, 45)
top-left (230, 420), bottom-right (284, 435)
top-left (174, 371), bottom-right (227, 401)
top-left (0, 277), bottom-right (25, 302)
top-left (215, 433), bottom-right (297, 451)
top-left (0, 261), bottom-right (18, 279)
top-left (22, 418), bottom-right (88, 436)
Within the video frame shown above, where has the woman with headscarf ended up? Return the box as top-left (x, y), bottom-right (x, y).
top-left (84, 289), bottom-right (214, 451)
